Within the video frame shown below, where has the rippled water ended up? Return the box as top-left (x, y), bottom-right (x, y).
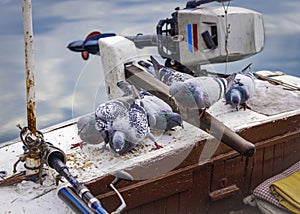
top-left (0, 0), bottom-right (299, 143)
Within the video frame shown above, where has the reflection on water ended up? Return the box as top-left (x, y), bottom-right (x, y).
top-left (0, 0), bottom-right (299, 143)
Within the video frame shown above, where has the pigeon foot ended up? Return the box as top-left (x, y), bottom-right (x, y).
top-left (240, 103), bottom-right (251, 111)
top-left (199, 108), bottom-right (207, 118)
top-left (71, 141), bottom-right (86, 149)
top-left (151, 142), bottom-right (163, 151)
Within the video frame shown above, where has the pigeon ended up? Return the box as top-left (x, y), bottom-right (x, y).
top-left (138, 60), bottom-right (158, 78)
top-left (95, 100), bottom-right (161, 155)
top-left (149, 56), bottom-right (194, 86)
top-left (140, 91), bottom-right (183, 131)
top-left (71, 113), bottom-right (107, 149)
top-left (225, 72), bottom-right (256, 110)
top-left (169, 74), bottom-right (236, 115)
top-left (117, 80), bottom-right (183, 131)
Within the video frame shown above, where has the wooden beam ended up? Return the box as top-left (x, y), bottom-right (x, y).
top-left (125, 64), bottom-right (255, 157)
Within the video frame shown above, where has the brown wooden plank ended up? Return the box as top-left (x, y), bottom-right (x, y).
top-left (231, 157), bottom-right (246, 209)
top-left (127, 206), bottom-right (140, 214)
top-left (262, 145), bottom-right (274, 180)
top-left (190, 165), bottom-right (212, 214)
top-left (209, 157), bottom-right (246, 213)
top-left (179, 190), bottom-right (191, 214)
top-left (211, 160), bottom-right (225, 192)
top-left (239, 114), bottom-right (300, 143)
top-left (241, 156), bottom-right (254, 197)
top-left (96, 165), bottom-right (193, 211)
top-left (140, 201), bottom-right (155, 214)
top-left (166, 194), bottom-right (179, 214)
top-left (152, 198), bottom-right (167, 214)
top-left (272, 142), bottom-right (285, 175)
top-left (138, 198), bottom-right (168, 214)
top-left (250, 148), bottom-right (264, 191)
top-left (208, 160), bottom-right (225, 213)
top-left (283, 138), bottom-right (299, 169)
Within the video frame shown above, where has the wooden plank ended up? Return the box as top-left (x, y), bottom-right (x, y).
top-left (250, 148), bottom-right (264, 191)
top-left (125, 64), bottom-right (255, 157)
top-left (166, 194), bottom-right (179, 214)
top-left (239, 114), bottom-right (300, 143)
top-left (272, 142), bottom-right (284, 175)
top-left (140, 201), bottom-right (155, 214)
top-left (283, 138), bottom-right (298, 170)
top-left (209, 184), bottom-right (239, 201)
top-left (126, 206), bottom-right (140, 214)
top-left (210, 160), bottom-right (225, 192)
top-left (96, 165), bottom-right (193, 211)
top-left (228, 157), bottom-right (245, 209)
top-left (208, 157), bottom-right (246, 212)
top-left (190, 165), bottom-right (212, 214)
top-left (262, 145), bottom-right (274, 180)
top-left (241, 157), bottom-right (253, 197)
top-left (151, 198), bottom-right (167, 214)
top-left (209, 160), bottom-right (226, 213)
top-left (179, 190), bottom-right (191, 214)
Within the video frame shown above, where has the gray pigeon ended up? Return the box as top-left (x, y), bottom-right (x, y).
top-left (117, 80), bottom-right (183, 131)
top-left (140, 91), bottom-right (183, 131)
top-left (149, 56), bottom-right (194, 86)
top-left (169, 74), bottom-right (236, 114)
top-left (225, 72), bottom-right (256, 110)
top-left (72, 113), bottom-right (106, 149)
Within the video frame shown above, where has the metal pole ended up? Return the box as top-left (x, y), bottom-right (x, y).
top-left (22, 0), bottom-right (36, 135)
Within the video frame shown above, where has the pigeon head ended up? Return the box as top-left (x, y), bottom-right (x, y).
top-left (228, 89), bottom-right (242, 110)
top-left (110, 131), bottom-right (136, 155)
top-left (111, 131), bottom-right (126, 153)
top-left (163, 112), bottom-right (183, 131)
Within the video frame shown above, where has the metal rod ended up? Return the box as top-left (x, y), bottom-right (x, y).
top-left (22, 0), bottom-right (37, 135)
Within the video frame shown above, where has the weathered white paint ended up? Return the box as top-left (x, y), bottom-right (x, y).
top-left (99, 36), bottom-right (138, 100)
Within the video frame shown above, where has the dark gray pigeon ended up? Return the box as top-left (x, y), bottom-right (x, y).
top-left (225, 72), bottom-right (256, 110)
